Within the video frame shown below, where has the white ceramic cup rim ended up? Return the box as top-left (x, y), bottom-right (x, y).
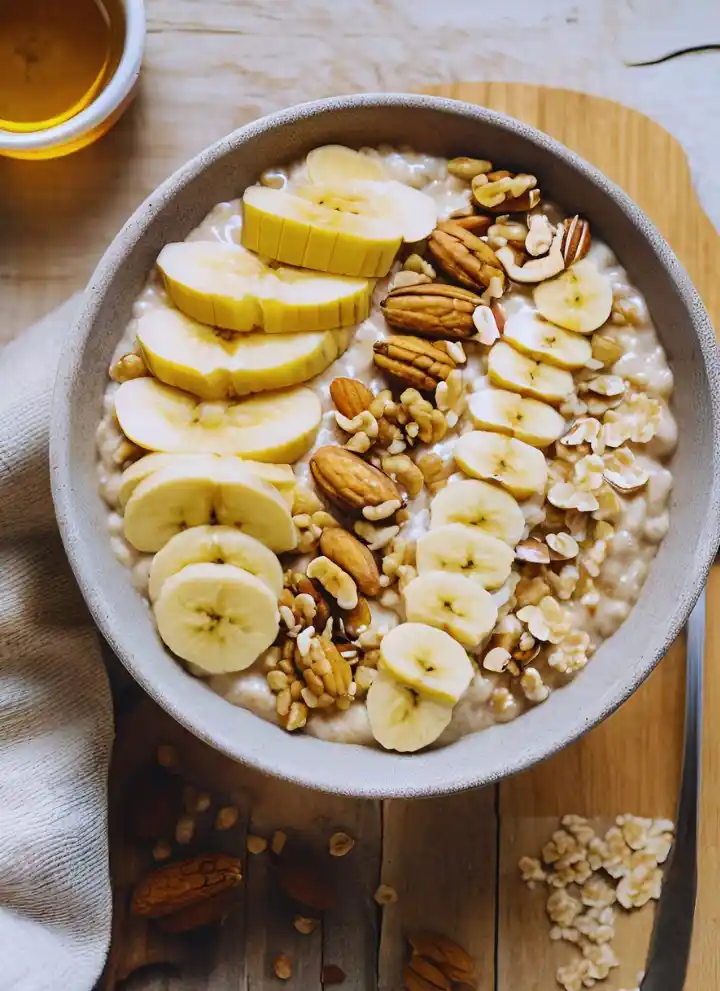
top-left (0, 0), bottom-right (145, 151)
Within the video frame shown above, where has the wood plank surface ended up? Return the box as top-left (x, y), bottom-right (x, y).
top-left (2, 55), bottom-right (717, 989)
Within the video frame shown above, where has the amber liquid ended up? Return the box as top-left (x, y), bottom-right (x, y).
top-left (0, 0), bottom-right (125, 133)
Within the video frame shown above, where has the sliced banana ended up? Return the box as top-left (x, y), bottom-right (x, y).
top-left (157, 241), bottom-right (371, 334)
top-left (402, 571), bottom-right (498, 648)
top-left (114, 378), bottom-right (321, 463)
top-left (429, 478), bottom-right (525, 547)
top-left (153, 562), bottom-right (279, 674)
top-left (306, 145), bottom-right (385, 183)
top-left (533, 259), bottom-right (613, 333)
top-left (454, 430), bottom-right (548, 500)
top-left (119, 453), bottom-right (296, 508)
top-left (488, 340), bottom-right (574, 403)
top-left (502, 310), bottom-right (591, 369)
top-left (242, 185), bottom-right (402, 278)
top-left (123, 459), bottom-right (297, 553)
top-left (379, 621), bottom-right (474, 705)
top-left (467, 387), bottom-right (566, 448)
top-left (242, 180), bottom-right (437, 277)
top-left (137, 308), bottom-right (352, 400)
top-left (416, 523), bottom-right (514, 590)
top-left (148, 525), bottom-right (283, 602)
top-left (365, 670), bottom-right (453, 753)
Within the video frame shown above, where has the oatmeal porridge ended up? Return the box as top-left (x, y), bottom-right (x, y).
top-left (96, 145), bottom-right (676, 753)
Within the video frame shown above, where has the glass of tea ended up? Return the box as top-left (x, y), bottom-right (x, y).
top-left (0, 0), bottom-right (145, 159)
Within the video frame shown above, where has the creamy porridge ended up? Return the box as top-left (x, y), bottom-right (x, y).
top-left (96, 145), bottom-right (675, 752)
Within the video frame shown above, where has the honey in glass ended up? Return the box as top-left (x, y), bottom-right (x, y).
top-left (0, 0), bottom-right (125, 136)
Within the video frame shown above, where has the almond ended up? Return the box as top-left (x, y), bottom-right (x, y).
top-left (320, 528), bottom-right (381, 597)
top-left (330, 377), bottom-right (374, 419)
top-left (131, 853), bottom-right (243, 919)
top-left (310, 446), bottom-right (403, 516)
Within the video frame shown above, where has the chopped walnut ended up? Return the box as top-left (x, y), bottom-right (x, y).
top-left (547, 888), bottom-right (582, 927)
top-left (520, 667), bottom-right (549, 703)
top-left (603, 392), bottom-right (662, 447)
top-left (548, 631), bottom-right (591, 674)
top-left (517, 596), bottom-right (571, 644)
top-left (519, 856), bottom-right (547, 886)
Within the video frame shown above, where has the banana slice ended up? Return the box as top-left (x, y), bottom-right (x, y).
top-left (242, 185), bottom-right (401, 278)
top-left (379, 621), bottom-right (474, 705)
top-left (242, 180), bottom-right (437, 276)
top-left (503, 310), bottom-right (591, 369)
top-left (153, 562), bottom-right (279, 674)
top-left (533, 259), bottom-right (613, 333)
top-left (148, 525), bottom-right (284, 602)
top-left (366, 670), bottom-right (453, 753)
top-left (488, 341), bottom-right (574, 403)
top-left (114, 378), bottom-right (321, 463)
top-left (429, 479), bottom-right (525, 547)
top-left (467, 387), bottom-right (566, 448)
top-left (454, 430), bottom-right (548, 500)
top-left (123, 459), bottom-right (297, 553)
top-left (306, 145), bottom-right (385, 183)
top-left (402, 571), bottom-right (498, 648)
top-left (119, 453), bottom-right (296, 508)
top-left (416, 523), bottom-right (514, 590)
top-left (137, 308), bottom-right (352, 400)
top-left (157, 241), bottom-right (371, 334)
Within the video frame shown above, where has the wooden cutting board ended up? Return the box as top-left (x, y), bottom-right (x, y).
top-left (100, 83), bottom-right (719, 991)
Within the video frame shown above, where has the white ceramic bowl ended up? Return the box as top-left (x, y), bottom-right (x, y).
top-left (51, 94), bottom-right (720, 797)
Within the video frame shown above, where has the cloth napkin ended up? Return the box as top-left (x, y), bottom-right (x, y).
top-left (0, 297), bottom-right (114, 991)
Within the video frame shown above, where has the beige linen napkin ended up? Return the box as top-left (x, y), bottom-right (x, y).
top-left (0, 298), bottom-right (113, 990)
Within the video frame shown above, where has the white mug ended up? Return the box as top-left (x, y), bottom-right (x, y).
top-left (0, 0), bottom-right (145, 159)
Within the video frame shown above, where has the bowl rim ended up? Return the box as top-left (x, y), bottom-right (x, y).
top-left (51, 92), bottom-right (720, 797)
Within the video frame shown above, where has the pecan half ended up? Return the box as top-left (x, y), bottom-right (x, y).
top-left (157, 888), bottom-right (239, 933)
top-left (319, 527), bottom-right (381, 597)
top-left (561, 215), bottom-right (591, 265)
top-left (472, 170), bottom-right (540, 214)
top-left (373, 335), bottom-right (457, 392)
top-left (449, 214), bottom-right (492, 236)
top-left (330, 377), bottom-right (374, 419)
top-left (407, 932), bottom-right (475, 982)
top-left (428, 221), bottom-right (505, 292)
top-left (131, 854), bottom-right (243, 919)
top-left (310, 446), bottom-right (402, 514)
top-left (381, 282), bottom-right (484, 340)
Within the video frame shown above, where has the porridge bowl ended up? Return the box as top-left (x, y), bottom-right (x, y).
top-left (51, 94), bottom-right (720, 798)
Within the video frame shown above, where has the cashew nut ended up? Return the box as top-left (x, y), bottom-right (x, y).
top-left (496, 226), bottom-right (565, 283)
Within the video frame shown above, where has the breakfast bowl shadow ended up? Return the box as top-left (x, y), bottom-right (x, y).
top-left (51, 93), bottom-right (720, 798)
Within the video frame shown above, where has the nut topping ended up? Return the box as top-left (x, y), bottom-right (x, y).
top-left (561, 215), bottom-right (591, 266)
top-left (310, 446), bottom-right (403, 515)
top-left (427, 220), bottom-right (505, 292)
top-left (373, 336), bottom-right (457, 392)
top-left (472, 170), bottom-right (540, 213)
top-left (381, 282), bottom-right (485, 340)
top-left (319, 527), bottom-right (381, 597)
top-left (330, 377), bottom-right (373, 419)
top-left (447, 156), bottom-right (493, 180)
top-left (496, 225), bottom-right (565, 283)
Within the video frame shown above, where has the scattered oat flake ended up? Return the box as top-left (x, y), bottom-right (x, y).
top-left (329, 831), bottom-right (355, 857)
top-left (374, 884), bottom-right (398, 905)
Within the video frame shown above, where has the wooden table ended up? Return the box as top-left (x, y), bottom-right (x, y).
top-left (1, 41), bottom-right (718, 991)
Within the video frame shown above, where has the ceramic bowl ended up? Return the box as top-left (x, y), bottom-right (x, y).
top-left (51, 94), bottom-right (720, 797)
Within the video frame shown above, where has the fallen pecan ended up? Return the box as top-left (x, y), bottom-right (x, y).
top-left (373, 336), bottom-right (456, 392)
top-left (428, 220), bottom-right (505, 292)
top-left (381, 282), bottom-right (484, 340)
top-left (131, 854), bottom-right (243, 919)
top-left (406, 953), bottom-right (451, 991)
top-left (407, 932), bottom-right (475, 982)
top-left (156, 887), bottom-right (239, 933)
